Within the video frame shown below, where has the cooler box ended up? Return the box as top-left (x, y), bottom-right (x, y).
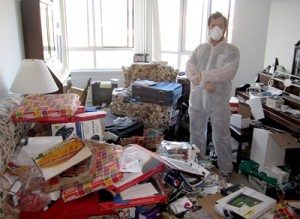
top-left (102, 112), bottom-right (144, 139)
top-left (132, 81), bottom-right (182, 106)
top-left (92, 80), bottom-right (118, 106)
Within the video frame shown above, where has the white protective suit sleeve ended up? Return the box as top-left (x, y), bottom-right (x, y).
top-left (201, 45), bottom-right (240, 82)
top-left (186, 50), bottom-right (201, 85)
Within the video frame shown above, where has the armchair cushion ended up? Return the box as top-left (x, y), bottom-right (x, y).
top-left (123, 63), bottom-right (178, 87)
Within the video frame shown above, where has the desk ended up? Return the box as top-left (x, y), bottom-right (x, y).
top-left (236, 72), bottom-right (300, 134)
top-left (235, 90), bottom-right (300, 133)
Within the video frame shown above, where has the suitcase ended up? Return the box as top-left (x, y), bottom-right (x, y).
top-left (132, 81), bottom-right (182, 106)
top-left (92, 81), bottom-right (118, 106)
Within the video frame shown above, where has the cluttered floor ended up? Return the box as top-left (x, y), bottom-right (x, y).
top-left (9, 137), bottom-right (298, 219)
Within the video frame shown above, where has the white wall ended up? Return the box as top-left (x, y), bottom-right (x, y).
top-left (264, 0), bottom-right (300, 73)
top-left (71, 71), bottom-right (125, 88)
top-left (0, 0), bottom-right (23, 98)
top-left (231, 0), bottom-right (271, 91)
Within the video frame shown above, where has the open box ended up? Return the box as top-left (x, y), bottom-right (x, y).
top-left (250, 128), bottom-right (300, 168)
top-left (230, 102), bottom-right (252, 129)
top-left (108, 144), bottom-right (165, 194)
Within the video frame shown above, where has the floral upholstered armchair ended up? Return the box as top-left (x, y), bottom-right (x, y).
top-left (110, 63), bottom-right (180, 129)
top-left (0, 94), bottom-right (30, 218)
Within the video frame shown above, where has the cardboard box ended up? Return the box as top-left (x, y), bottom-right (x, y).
top-left (12, 94), bottom-right (80, 121)
top-left (215, 186), bottom-right (276, 219)
top-left (258, 166), bottom-right (290, 184)
top-left (238, 102), bottom-right (252, 118)
top-left (76, 119), bottom-right (103, 140)
top-left (230, 114), bottom-right (251, 129)
top-left (271, 132), bottom-right (300, 149)
top-left (51, 119), bottom-right (103, 141)
top-left (250, 128), bottom-right (286, 168)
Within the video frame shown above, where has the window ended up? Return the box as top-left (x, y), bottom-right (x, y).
top-left (157, 0), bottom-right (232, 71)
top-left (65, 0), bottom-right (134, 70)
top-left (64, 0), bottom-right (232, 71)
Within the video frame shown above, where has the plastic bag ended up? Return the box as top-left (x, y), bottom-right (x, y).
top-left (157, 140), bottom-right (192, 161)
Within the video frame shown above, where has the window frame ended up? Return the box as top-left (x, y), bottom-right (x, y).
top-left (65, 0), bottom-right (134, 70)
top-left (159, 0), bottom-right (232, 71)
top-left (63, 0), bottom-right (232, 71)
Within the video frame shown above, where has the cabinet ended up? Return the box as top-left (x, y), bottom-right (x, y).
top-left (20, 0), bottom-right (70, 93)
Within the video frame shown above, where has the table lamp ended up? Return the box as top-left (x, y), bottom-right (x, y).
top-left (10, 59), bottom-right (58, 94)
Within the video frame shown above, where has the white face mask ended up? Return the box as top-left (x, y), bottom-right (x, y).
top-left (210, 26), bottom-right (224, 41)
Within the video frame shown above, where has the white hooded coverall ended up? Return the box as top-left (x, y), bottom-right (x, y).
top-left (186, 40), bottom-right (240, 174)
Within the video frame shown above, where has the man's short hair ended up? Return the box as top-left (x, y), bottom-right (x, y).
top-left (207, 11), bottom-right (228, 29)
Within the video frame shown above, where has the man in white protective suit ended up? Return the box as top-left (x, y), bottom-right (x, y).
top-left (186, 11), bottom-right (240, 177)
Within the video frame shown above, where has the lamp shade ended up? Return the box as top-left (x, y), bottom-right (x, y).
top-left (10, 59), bottom-right (58, 94)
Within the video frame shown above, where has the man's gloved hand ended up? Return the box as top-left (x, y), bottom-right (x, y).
top-left (204, 81), bottom-right (215, 93)
top-left (191, 74), bottom-right (202, 86)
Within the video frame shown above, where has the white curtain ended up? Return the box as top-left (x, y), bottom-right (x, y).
top-left (134, 0), bottom-right (146, 54)
top-left (152, 0), bottom-right (161, 61)
top-left (59, 0), bottom-right (69, 70)
top-left (134, 0), bottom-right (161, 62)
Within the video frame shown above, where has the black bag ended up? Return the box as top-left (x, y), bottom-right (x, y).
top-left (173, 100), bottom-right (190, 142)
top-left (102, 112), bottom-right (144, 138)
top-left (92, 81), bottom-right (118, 106)
top-left (132, 81), bottom-right (182, 106)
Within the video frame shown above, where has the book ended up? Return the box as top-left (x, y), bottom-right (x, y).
top-left (34, 138), bottom-right (92, 181)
